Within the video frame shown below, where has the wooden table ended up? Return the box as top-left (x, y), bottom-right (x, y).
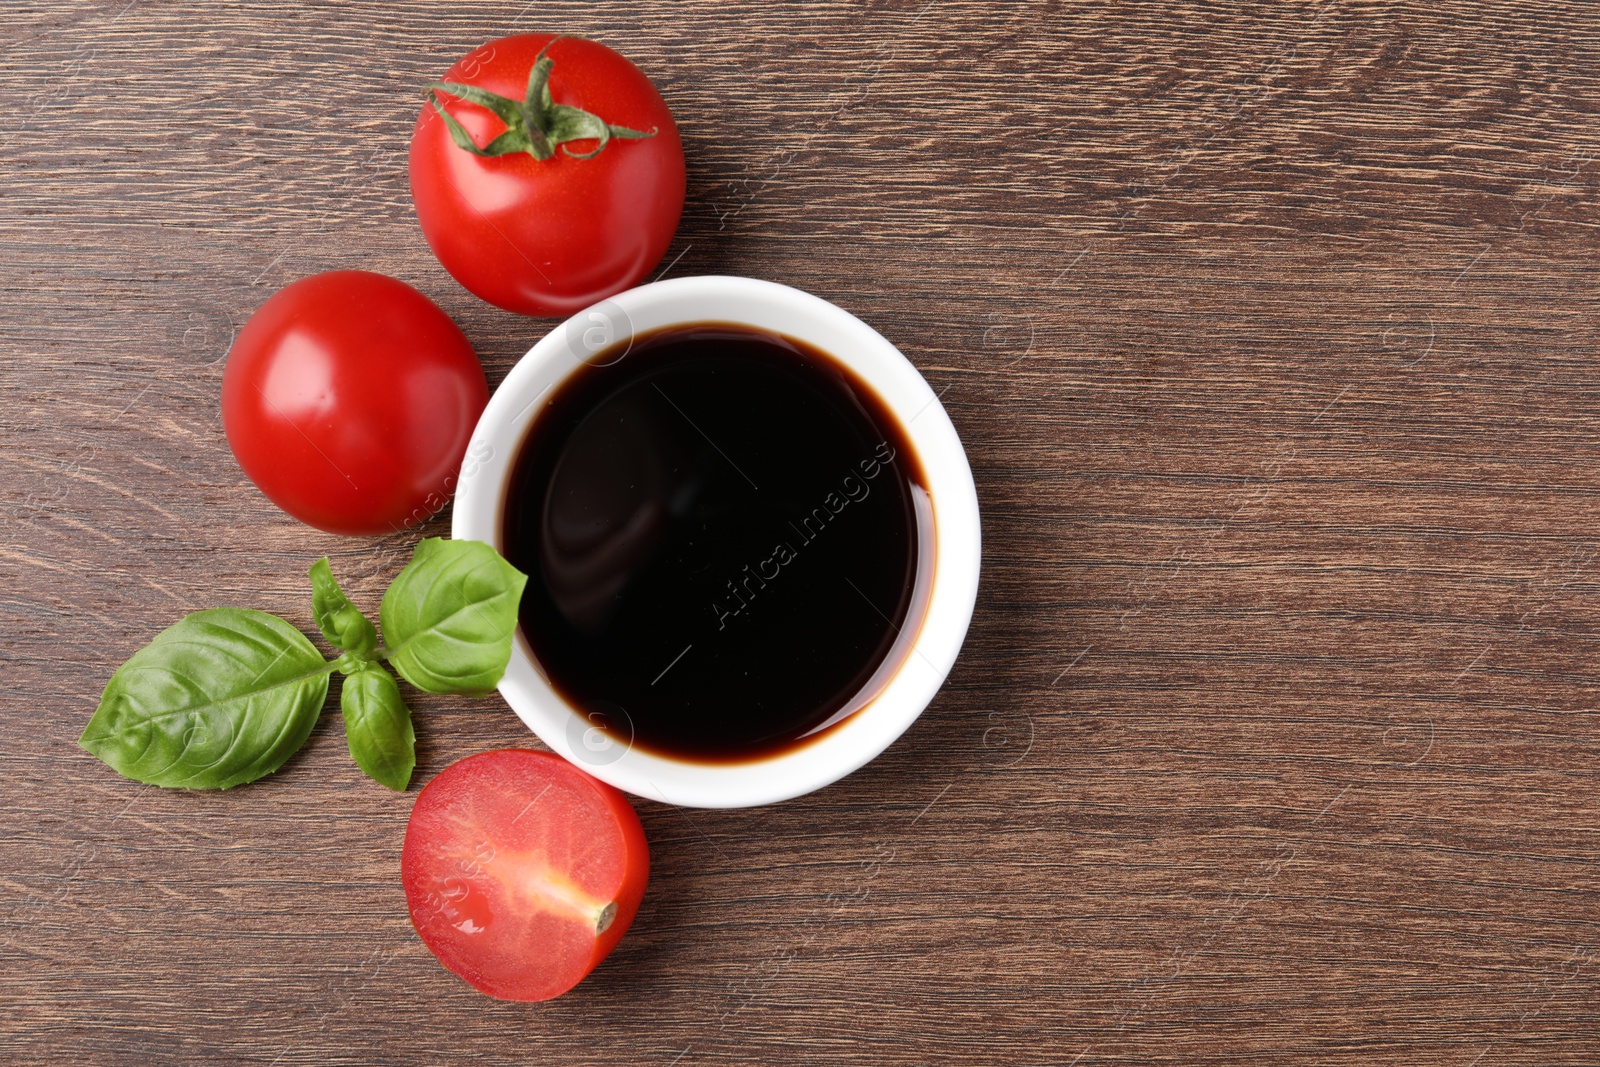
top-left (5, 2), bottom-right (1598, 1063)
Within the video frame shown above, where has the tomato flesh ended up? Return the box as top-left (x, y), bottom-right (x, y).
top-left (401, 749), bottom-right (649, 1001)
top-left (221, 270), bottom-right (487, 536)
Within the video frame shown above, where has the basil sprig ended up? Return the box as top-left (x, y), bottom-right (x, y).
top-left (79, 538), bottom-right (527, 792)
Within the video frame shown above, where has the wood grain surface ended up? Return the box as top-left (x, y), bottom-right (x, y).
top-left (4, 1), bottom-right (1600, 1063)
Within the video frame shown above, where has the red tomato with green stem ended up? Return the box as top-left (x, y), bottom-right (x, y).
top-left (410, 34), bottom-right (686, 317)
top-left (402, 749), bottom-right (650, 1001)
top-left (221, 270), bottom-right (487, 536)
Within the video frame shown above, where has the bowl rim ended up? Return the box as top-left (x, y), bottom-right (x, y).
top-left (452, 275), bottom-right (980, 808)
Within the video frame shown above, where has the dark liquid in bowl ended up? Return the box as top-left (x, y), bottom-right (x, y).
top-left (501, 322), bottom-right (928, 763)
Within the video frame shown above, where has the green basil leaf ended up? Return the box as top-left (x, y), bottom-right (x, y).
top-left (80, 608), bottom-right (332, 789)
top-left (340, 665), bottom-right (415, 791)
top-left (380, 538), bottom-right (528, 695)
top-left (309, 557), bottom-right (377, 657)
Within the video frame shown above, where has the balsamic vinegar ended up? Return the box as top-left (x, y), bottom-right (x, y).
top-left (502, 322), bottom-right (928, 763)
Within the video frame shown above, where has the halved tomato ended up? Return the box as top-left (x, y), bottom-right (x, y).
top-left (401, 749), bottom-right (649, 1001)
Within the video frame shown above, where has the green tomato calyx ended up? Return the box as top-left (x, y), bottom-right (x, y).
top-left (424, 37), bottom-right (656, 162)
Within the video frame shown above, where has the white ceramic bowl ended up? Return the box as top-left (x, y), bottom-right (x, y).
top-left (452, 276), bottom-right (980, 808)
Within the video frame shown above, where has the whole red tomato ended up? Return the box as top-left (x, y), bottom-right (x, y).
top-left (409, 34), bottom-right (685, 317)
top-left (221, 270), bottom-right (488, 536)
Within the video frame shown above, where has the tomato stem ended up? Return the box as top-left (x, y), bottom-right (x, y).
top-left (424, 36), bottom-right (656, 162)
